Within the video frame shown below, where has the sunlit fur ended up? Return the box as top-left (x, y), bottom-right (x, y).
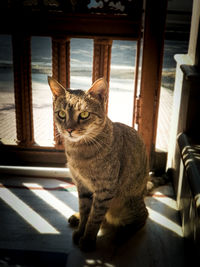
top-left (48, 77), bottom-right (149, 252)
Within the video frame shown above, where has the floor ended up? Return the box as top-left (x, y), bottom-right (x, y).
top-left (0, 175), bottom-right (187, 267)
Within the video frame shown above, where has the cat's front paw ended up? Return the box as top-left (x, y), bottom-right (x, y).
top-left (68, 213), bottom-right (80, 227)
top-left (79, 236), bottom-right (96, 252)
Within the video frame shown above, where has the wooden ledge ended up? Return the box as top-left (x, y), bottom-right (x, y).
top-left (0, 144), bottom-right (66, 167)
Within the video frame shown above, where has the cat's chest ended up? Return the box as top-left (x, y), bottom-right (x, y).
top-left (65, 144), bottom-right (109, 177)
top-left (68, 155), bottom-right (105, 180)
top-left (67, 153), bottom-right (119, 191)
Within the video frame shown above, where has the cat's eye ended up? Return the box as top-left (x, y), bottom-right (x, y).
top-left (58, 110), bottom-right (66, 119)
top-left (79, 111), bottom-right (90, 120)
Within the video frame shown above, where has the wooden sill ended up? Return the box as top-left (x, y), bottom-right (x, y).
top-left (0, 144), bottom-right (66, 167)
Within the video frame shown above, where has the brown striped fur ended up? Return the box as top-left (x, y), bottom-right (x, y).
top-left (48, 77), bottom-right (148, 251)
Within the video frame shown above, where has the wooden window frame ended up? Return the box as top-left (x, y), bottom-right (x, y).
top-left (0, 0), bottom-right (167, 169)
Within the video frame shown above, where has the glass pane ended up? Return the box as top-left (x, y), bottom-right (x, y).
top-left (70, 38), bottom-right (93, 90)
top-left (108, 40), bottom-right (136, 126)
top-left (0, 35), bottom-right (16, 145)
top-left (156, 40), bottom-right (188, 152)
top-left (31, 36), bottom-right (53, 147)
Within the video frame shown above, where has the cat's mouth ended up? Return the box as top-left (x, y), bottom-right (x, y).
top-left (61, 126), bottom-right (98, 143)
top-left (62, 129), bottom-right (85, 142)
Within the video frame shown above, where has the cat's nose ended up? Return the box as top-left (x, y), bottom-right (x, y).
top-left (66, 128), bottom-right (73, 134)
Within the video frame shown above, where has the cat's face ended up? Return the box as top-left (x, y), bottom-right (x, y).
top-left (48, 77), bottom-right (108, 143)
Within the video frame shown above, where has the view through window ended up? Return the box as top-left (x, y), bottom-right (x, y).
top-left (108, 40), bottom-right (136, 126)
top-left (70, 38), bottom-right (93, 90)
top-left (0, 35), bottom-right (16, 145)
top-left (156, 40), bottom-right (188, 151)
top-left (31, 36), bottom-right (53, 146)
top-left (0, 36), bottom-right (189, 152)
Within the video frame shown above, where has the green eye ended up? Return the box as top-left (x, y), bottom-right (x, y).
top-left (79, 111), bottom-right (90, 120)
top-left (58, 110), bottom-right (66, 119)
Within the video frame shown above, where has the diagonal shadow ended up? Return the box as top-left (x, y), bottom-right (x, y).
top-left (0, 179), bottom-right (79, 234)
top-left (145, 194), bottom-right (182, 227)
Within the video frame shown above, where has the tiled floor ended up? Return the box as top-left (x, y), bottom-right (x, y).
top-left (0, 175), bottom-right (187, 267)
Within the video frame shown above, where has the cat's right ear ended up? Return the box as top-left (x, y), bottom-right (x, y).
top-left (88, 78), bottom-right (108, 104)
top-left (48, 76), bottom-right (66, 98)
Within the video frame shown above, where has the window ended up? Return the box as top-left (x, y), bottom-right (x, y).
top-left (108, 40), bottom-right (137, 126)
top-left (0, 35), bottom-right (16, 145)
top-left (70, 38), bottom-right (93, 90)
top-left (156, 40), bottom-right (188, 151)
top-left (31, 36), bottom-right (53, 146)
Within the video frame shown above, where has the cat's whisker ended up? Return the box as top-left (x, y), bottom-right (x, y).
top-left (87, 135), bottom-right (102, 153)
top-left (95, 136), bottom-right (110, 150)
top-left (89, 130), bottom-right (109, 149)
top-left (86, 136), bottom-right (100, 151)
top-left (92, 139), bottom-right (102, 153)
top-left (54, 132), bottom-right (61, 138)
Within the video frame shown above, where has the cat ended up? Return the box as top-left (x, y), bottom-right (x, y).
top-left (48, 76), bottom-right (149, 251)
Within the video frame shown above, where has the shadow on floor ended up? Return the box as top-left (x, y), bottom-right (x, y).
top-left (0, 249), bottom-right (68, 267)
top-left (0, 176), bottom-right (186, 267)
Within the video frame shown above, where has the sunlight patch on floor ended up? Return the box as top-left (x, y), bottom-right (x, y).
top-left (23, 183), bottom-right (76, 219)
top-left (147, 207), bottom-right (183, 237)
top-left (0, 184), bottom-right (59, 234)
top-left (68, 191), bottom-right (78, 198)
top-left (152, 192), bottom-right (178, 210)
top-left (85, 259), bottom-right (115, 267)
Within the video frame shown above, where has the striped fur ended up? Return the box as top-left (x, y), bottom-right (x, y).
top-left (48, 77), bottom-right (148, 251)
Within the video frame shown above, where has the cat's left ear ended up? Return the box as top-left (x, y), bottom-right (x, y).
top-left (88, 78), bottom-right (108, 105)
top-left (48, 76), bottom-right (66, 98)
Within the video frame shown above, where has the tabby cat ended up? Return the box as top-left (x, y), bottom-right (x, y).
top-left (48, 77), bottom-right (149, 251)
